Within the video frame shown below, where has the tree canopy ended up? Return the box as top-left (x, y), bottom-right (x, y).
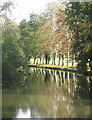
top-left (2, 0), bottom-right (91, 87)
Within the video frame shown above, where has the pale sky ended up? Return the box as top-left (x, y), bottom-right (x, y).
top-left (11, 0), bottom-right (58, 23)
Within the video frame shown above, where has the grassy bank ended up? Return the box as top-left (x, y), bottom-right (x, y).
top-left (28, 64), bottom-right (92, 76)
top-left (28, 64), bottom-right (77, 72)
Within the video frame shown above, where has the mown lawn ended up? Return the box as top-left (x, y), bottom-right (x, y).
top-left (29, 64), bottom-right (77, 71)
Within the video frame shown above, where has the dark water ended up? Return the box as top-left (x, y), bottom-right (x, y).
top-left (2, 67), bottom-right (91, 118)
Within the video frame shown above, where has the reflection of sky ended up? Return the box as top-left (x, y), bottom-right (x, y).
top-left (15, 108), bottom-right (31, 118)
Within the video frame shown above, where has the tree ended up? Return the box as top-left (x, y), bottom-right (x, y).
top-left (2, 21), bottom-right (28, 88)
top-left (65, 2), bottom-right (92, 71)
top-left (19, 19), bottom-right (32, 58)
top-left (0, 0), bottom-right (14, 22)
top-left (19, 13), bottom-right (46, 64)
top-left (1, 1), bottom-right (28, 88)
top-left (46, 3), bottom-right (72, 66)
top-left (38, 2), bottom-right (61, 65)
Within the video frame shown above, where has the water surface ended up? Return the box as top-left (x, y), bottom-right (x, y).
top-left (2, 68), bottom-right (91, 118)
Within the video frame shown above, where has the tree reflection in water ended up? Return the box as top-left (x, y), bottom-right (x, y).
top-left (44, 70), bottom-right (50, 85)
top-left (2, 68), bottom-right (91, 118)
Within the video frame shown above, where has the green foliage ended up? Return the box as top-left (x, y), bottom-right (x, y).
top-left (2, 21), bottom-right (28, 88)
top-left (65, 2), bottom-right (92, 71)
top-left (19, 13), bottom-right (49, 60)
top-left (29, 13), bottom-right (40, 32)
top-left (65, 2), bottom-right (90, 51)
top-left (19, 19), bottom-right (32, 57)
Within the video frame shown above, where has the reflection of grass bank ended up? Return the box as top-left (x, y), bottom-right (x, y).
top-left (28, 64), bottom-right (92, 76)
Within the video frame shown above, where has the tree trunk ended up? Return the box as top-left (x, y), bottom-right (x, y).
top-left (71, 54), bottom-right (75, 67)
top-left (61, 55), bottom-right (64, 66)
top-left (48, 59), bottom-right (49, 64)
top-left (45, 53), bottom-right (50, 64)
top-left (42, 57), bottom-right (44, 64)
top-left (45, 53), bottom-right (48, 64)
top-left (67, 52), bottom-right (69, 66)
top-left (52, 55), bottom-right (53, 65)
top-left (40, 57), bottom-right (41, 64)
top-left (53, 53), bottom-right (56, 65)
top-left (47, 55), bottom-right (50, 64)
top-left (72, 55), bottom-right (74, 67)
top-left (34, 55), bottom-right (36, 64)
top-left (58, 54), bottom-right (61, 65)
top-left (45, 57), bottom-right (48, 64)
top-left (36, 59), bottom-right (38, 64)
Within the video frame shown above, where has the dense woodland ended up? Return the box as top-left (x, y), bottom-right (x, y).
top-left (0, 0), bottom-right (92, 87)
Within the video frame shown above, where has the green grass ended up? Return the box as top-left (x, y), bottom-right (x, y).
top-left (29, 64), bottom-right (77, 71)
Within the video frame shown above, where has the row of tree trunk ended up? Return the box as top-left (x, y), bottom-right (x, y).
top-left (33, 53), bottom-right (75, 66)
